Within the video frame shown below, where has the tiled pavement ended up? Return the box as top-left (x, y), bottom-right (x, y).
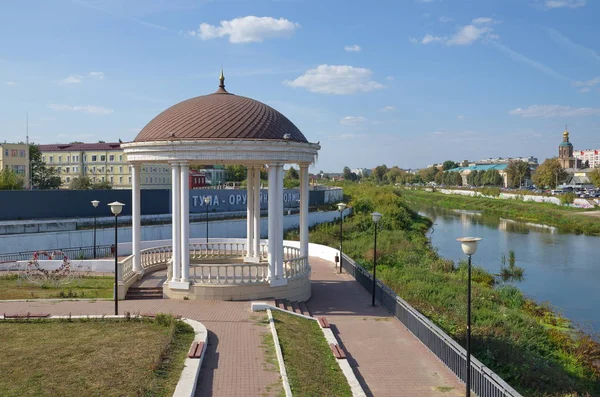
top-left (308, 257), bottom-right (463, 397)
top-left (1, 256), bottom-right (464, 396)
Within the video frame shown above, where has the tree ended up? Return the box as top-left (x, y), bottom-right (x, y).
top-left (225, 165), bottom-right (246, 182)
top-left (588, 168), bottom-right (600, 187)
top-left (481, 170), bottom-right (503, 186)
top-left (373, 165), bottom-right (388, 182)
top-left (342, 166), bottom-right (354, 181)
top-left (583, 160), bottom-right (590, 169)
top-left (91, 180), bottom-right (112, 190)
top-left (286, 166), bottom-right (299, 180)
top-left (30, 144), bottom-right (62, 189)
top-left (418, 167), bottom-right (439, 183)
top-left (442, 160), bottom-right (459, 171)
top-left (506, 160), bottom-right (531, 188)
top-left (69, 176), bottom-right (92, 190)
top-left (532, 158), bottom-right (567, 189)
top-left (0, 168), bottom-right (25, 190)
top-left (384, 167), bottom-right (404, 184)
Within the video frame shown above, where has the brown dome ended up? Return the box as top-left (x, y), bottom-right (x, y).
top-left (134, 83), bottom-right (308, 144)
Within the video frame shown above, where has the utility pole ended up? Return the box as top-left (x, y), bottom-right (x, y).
top-left (26, 112), bottom-right (32, 190)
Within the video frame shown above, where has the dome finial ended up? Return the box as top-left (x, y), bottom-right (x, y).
top-left (219, 68), bottom-right (225, 89)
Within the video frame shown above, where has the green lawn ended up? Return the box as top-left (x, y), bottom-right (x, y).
top-left (272, 311), bottom-right (352, 397)
top-left (0, 315), bottom-right (194, 397)
top-left (0, 274), bottom-right (114, 300)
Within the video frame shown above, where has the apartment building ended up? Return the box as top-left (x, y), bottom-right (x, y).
top-left (574, 149), bottom-right (600, 168)
top-left (0, 143), bottom-right (30, 188)
top-left (38, 142), bottom-right (170, 189)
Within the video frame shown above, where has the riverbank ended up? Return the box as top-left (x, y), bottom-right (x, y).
top-left (300, 182), bottom-right (600, 397)
top-left (401, 188), bottom-right (600, 236)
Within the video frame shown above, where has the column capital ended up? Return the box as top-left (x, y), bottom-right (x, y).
top-left (169, 162), bottom-right (182, 167)
top-left (298, 163), bottom-right (310, 169)
top-left (129, 162), bottom-right (142, 169)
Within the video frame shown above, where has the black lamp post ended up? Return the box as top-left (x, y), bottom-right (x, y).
top-left (337, 203), bottom-right (347, 273)
top-left (204, 196), bottom-right (211, 244)
top-left (109, 201), bottom-right (125, 315)
top-left (456, 237), bottom-right (481, 397)
top-left (91, 200), bottom-right (99, 258)
top-left (371, 212), bottom-right (382, 306)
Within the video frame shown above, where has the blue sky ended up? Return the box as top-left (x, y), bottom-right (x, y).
top-left (1, 0), bottom-right (600, 172)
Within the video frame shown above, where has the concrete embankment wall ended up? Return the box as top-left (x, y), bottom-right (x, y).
top-left (0, 210), bottom-right (345, 255)
top-left (436, 188), bottom-right (598, 208)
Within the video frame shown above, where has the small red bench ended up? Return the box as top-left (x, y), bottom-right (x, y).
top-left (4, 313), bottom-right (50, 319)
top-left (329, 343), bottom-right (346, 359)
top-left (317, 317), bottom-right (330, 328)
top-left (188, 341), bottom-right (205, 359)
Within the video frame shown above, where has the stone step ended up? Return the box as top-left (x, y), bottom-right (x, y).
top-left (298, 301), bottom-right (311, 317)
top-left (128, 287), bottom-right (163, 292)
top-left (126, 294), bottom-right (163, 300)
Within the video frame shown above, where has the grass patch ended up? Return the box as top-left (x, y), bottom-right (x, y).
top-left (296, 183), bottom-right (600, 396)
top-left (272, 311), bottom-right (352, 397)
top-left (0, 314), bottom-right (194, 396)
top-left (0, 274), bottom-right (114, 300)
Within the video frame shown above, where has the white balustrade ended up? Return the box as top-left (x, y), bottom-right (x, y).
top-left (122, 243), bottom-right (308, 286)
top-left (119, 255), bottom-right (135, 283)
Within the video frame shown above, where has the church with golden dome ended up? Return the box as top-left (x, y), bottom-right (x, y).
top-left (558, 127), bottom-right (581, 169)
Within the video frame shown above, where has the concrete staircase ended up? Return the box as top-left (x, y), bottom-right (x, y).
top-left (275, 299), bottom-right (311, 317)
top-left (125, 287), bottom-right (164, 300)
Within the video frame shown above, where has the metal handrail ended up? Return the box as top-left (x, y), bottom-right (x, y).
top-left (341, 252), bottom-right (522, 397)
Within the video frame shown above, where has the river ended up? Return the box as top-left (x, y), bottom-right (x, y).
top-left (420, 206), bottom-right (600, 336)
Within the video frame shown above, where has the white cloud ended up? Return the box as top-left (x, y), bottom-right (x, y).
top-left (509, 105), bottom-right (600, 118)
top-left (457, 115), bottom-right (465, 119)
top-left (284, 65), bottom-right (385, 95)
top-left (578, 87), bottom-right (591, 93)
top-left (340, 116), bottom-right (368, 125)
top-left (545, 0), bottom-right (586, 8)
top-left (386, 76), bottom-right (394, 81)
top-left (572, 76), bottom-right (600, 87)
top-left (432, 131), bottom-right (444, 135)
top-left (344, 44), bottom-right (361, 52)
top-left (421, 34), bottom-right (446, 44)
top-left (89, 71), bottom-right (104, 80)
top-left (491, 41), bottom-right (570, 81)
top-left (439, 16), bottom-right (454, 23)
top-left (380, 106), bottom-right (396, 112)
top-left (417, 17), bottom-right (497, 46)
top-left (60, 75), bottom-right (83, 84)
top-left (3, 81), bottom-right (16, 86)
top-left (48, 104), bottom-right (114, 115)
top-left (188, 16), bottom-right (299, 43)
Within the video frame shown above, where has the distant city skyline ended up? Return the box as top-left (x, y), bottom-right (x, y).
top-left (1, 0), bottom-right (600, 171)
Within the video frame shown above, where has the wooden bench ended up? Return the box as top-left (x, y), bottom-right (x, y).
top-left (4, 313), bottom-right (50, 319)
top-left (329, 343), bottom-right (346, 359)
top-left (187, 341), bottom-right (205, 359)
top-left (317, 317), bottom-right (330, 328)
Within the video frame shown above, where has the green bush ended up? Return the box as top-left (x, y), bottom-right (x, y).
top-left (559, 192), bottom-right (576, 205)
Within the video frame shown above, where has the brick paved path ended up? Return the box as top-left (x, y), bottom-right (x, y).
top-left (0, 299), bottom-right (280, 397)
top-left (308, 257), bottom-right (463, 397)
top-left (2, 256), bottom-right (464, 397)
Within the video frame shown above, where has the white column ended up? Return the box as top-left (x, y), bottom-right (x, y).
top-left (246, 166), bottom-right (254, 259)
top-left (170, 163), bottom-right (181, 284)
top-left (131, 164), bottom-right (142, 273)
top-left (275, 164), bottom-right (285, 282)
top-left (299, 164), bottom-right (309, 258)
top-left (267, 164), bottom-right (276, 280)
top-left (253, 166), bottom-right (261, 261)
top-left (180, 162), bottom-right (190, 284)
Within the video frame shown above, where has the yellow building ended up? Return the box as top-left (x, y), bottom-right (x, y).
top-left (38, 142), bottom-right (170, 189)
top-left (0, 143), bottom-right (30, 188)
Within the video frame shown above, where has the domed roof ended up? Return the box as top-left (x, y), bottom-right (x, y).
top-left (134, 74), bottom-right (307, 144)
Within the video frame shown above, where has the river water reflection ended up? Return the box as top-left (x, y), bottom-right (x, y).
top-left (420, 206), bottom-right (600, 335)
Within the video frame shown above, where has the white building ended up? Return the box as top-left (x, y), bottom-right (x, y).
top-left (351, 168), bottom-right (371, 177)
top-left (574, 149), bottom-right (600, 168)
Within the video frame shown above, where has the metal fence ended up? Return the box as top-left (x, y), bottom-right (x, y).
top-left (341, 254), bottom-right (522, 397)
top-left (0, 245), bottom-right (114, 263)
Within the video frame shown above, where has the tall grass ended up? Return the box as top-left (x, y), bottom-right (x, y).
top-left (301, 183), bottom-right (600, 396)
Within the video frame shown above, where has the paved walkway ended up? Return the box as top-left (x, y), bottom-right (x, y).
top-left (0, 299), bottom-right (280, 397)
top-left (1, 256), bottom-right (464, 396)
top-left (308, 257), bottom-right (463, 397)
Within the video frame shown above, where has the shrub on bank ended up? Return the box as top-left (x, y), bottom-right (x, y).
top-left (301, 184), bottom-right (600, 396)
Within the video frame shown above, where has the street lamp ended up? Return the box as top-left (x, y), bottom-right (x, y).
top-left (109, 201), bottom-right (125, 316)
top-left (456, 236), bottom-right (482, 397)
top-left (91, 200), bottom-right (100, 258)
top-left (371, 212), bottom-right (382, 307)
top-left (204, 196), bottom-right (211, 244)
top-left (337, 202), bottom-right (347, 273)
